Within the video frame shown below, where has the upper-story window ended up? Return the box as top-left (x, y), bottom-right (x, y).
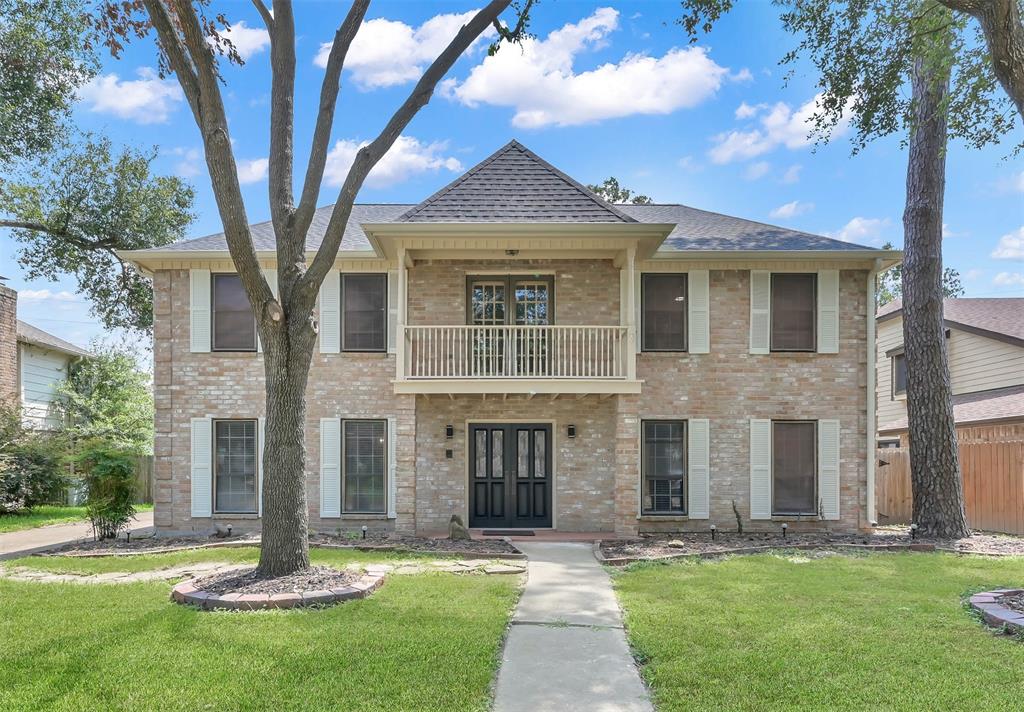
top-left (342, 274), bottom-right (387, 352)
top-left (642, 274), bottom-right (687, 352)
top-left (212, 274), bottom-right (256, 352)
top-left (892, 353), bottom-right (907, 397)
top-left (770, 273), bottom-right (816, 352)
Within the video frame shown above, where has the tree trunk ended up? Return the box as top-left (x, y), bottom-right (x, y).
top-left (256, 313), bottom-right (318, 576)
top-left (902, 53), bottom-right (971, 539)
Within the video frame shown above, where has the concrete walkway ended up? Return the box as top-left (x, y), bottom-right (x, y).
top-left (0, 510), bottom-right (154, 560)
top-left (493, 542), bottom-right (653, 712)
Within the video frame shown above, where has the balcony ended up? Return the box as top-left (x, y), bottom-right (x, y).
top-left (394, 324), bottom-right (641, 396)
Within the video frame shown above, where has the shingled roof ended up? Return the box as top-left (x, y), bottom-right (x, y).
top-left (397, 140), bottom-right (636, 223)
top-left (17, 320), bottom-right (90, 357)
top-left (877, 298), bottom-right (1024, 345)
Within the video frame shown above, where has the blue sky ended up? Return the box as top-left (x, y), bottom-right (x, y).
top-left (2, 0), bottom-right (1022, 348)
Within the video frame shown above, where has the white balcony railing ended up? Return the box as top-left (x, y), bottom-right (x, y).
top-left (401, 325), bottom-right (631, 380)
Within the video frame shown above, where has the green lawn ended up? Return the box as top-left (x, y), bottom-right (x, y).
top-left (0, 504), bottom-right (153, 534)
top-left (615, 552), bottom-right (1024, 711)
top-left (0, 549), bottom-right (519, 711)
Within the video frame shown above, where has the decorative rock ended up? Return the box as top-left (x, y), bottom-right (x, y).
top-left (268, 593), bottom-right (302, 609)
top-left (170, 572), bottom-right (386, 611)
top-left (968, 589), bottom-right (1024, 632)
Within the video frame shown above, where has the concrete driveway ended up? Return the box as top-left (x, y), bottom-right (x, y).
top-left (0, 510), bottom-right (154, 560)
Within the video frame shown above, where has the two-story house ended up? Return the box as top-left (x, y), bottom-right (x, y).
top-left (123, 141), bottom-right (899, 537)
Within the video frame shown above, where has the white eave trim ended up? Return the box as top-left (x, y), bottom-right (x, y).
top-left (648, 249), bottom-right (902, 266)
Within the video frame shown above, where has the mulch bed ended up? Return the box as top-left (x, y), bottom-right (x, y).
top-left (599, 528), bottom-right (1024, 562)
top-left (309, 532), bottom-right (520, 555)
top-left (52, 533), bottom-right (261, 556)
top-left (193, 565), bottom-right (358, 596)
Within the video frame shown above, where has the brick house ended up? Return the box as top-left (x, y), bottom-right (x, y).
top-left (123, 141), bottom-right (899, 537)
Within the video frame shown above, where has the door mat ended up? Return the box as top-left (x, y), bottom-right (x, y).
top-left (482, 530), bottom-right (535, 536)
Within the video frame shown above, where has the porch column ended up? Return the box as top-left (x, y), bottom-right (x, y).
top-left (622, 246), bottom-right (637, 381)
top-left (396, 247), bottom-right (408, 380)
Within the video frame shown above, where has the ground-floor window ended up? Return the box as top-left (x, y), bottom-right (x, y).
top-left (642, 420), bottom-right (686, 515)
top-left (772, 420), bottom-right (816, 515)
top-left (343, 419), bottom-right (386, 514)
top-left (214, 419), bottom-right (258, 514)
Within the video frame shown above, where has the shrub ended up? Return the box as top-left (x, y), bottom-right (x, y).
top-left (0, 405), bottom-right (70, 514)
top-left (77, 442), bottom-right (137, 539)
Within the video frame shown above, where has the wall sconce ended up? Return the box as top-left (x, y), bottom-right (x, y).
top-left (505, 249), bottom-right (519, 256)
top-left (567, 424), bottom-right (577, 439)
top-left (445, 424), bottom-right (454, 439)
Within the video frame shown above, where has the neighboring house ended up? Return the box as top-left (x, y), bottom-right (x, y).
top-left (0, 284), bottom-right (90, 429)
top-left (876, 298), bottom-right (1024, 444)
top-left (122, 140), bottom-right (899, 536)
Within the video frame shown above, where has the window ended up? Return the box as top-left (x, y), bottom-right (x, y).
top-left (342, 274), bottom-right (387, 352)
top-left (642, 274), bottom-right (688, 351)
top-left (212, 274), bottom-right (256, 351)
top-left (892, 353), bottom-right (907, 397)
top-left (770, 273), bottom-right (816, 352)
top-left (772, 421), bottom-right (816, 515)
top-left (642, 420), bottom-right (686, 514)
top-left (214, 419), bottom-right (257, 513)
top-left (343, 419), bottom-right (386, 513)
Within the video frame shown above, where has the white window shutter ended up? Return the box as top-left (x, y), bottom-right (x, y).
top-left (749, 271), bottom-right (770, 354)
top-left (749, 418), bottom-right (772, 519)
top-left (319, 271), bottom-right (341, 354)
top-left (688, 270), bottom-right (710, 353)
top-left (257, 268), bottom-right (278, 354)
top-left (257, 417), bottom-right (265, 517)
top-left (817, 270), bottom-right (840, 354)
top-left (387, 270), bottom-right (399, 354)
top-left (320, 418), bottom-right (341, 518)
top-left (189, 269), bottom-right (211, 353)
top-left (818, 419), bottom-right (841, 520)
top-left (387, 416), bottom-right (397, 519)
top-left (687, 419), bottom-right (710, 519)
top-left (190, 417), bottom-right (212, 518)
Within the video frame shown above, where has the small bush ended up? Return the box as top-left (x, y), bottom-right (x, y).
top-left (77, 442), bottom-right (137, 539)
top-left (0, 405), bottom-right (70, 514)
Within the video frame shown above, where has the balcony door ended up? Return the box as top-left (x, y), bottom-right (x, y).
top-left (469, 423), bottom-right (552, 528)
top-left (467, 275), bottom-right (553, 376)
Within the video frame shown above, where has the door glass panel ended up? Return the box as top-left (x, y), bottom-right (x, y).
top-left (514, 281), bottom-right (550, 325)
top-left (491, 429), bottom-right (504, 479)
top-left (471, 282), bottom-right (506, 325)
top-left (475, 430), bottom-right (487, 478)
top-left (517, 430), bottom-right (529, 478)
top-left (534, 429), bottom-right (546, 478)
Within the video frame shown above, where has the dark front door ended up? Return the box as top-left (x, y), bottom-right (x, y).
top-left (469, 423), bottom-right (552, 528)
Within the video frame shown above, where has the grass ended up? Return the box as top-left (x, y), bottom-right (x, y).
top-left (0, 504), bottom-right (153, 534)
top-left (614, 552), bottom-right (1024, 711)
top-left (0, 549), bottom-right (519, 711)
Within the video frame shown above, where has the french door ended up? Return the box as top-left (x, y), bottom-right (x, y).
top-left (467, 275), bottom-right (553, 376)
top-left (469, 423), bottom-right (552, 528)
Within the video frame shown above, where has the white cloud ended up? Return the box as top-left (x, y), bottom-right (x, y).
top-left (734, 101), bottom-right (765, 119)
top-left (730, 68), bottom-right (754, 82)
top-left (709, 93), bottom-right (850, 164)
top-left (324, 136), bottom-right (462, 189)
top-left (315, 10), bottom-right (494, 89)
top-left (78, 67), bottom-right (183, 124)
top-left (744, 161), bottom-right (770, 180)
top-left (443, 7), bottom-right (729, 128)
top-left (237, 157), bottom-right (269, 184)
top-left (677, 155), bottom-right (702, 172)
top-left (18, 289), bottom-right (79, 303)
top-left (169, 147), bottom-right (202, 178)
top-left (992, 226), bottom-right (1024, 260)
top-left (993, 272), bottom-right (1024, 287)
top-left (826, 216), bottom-right (892, 245)
top-left (218, 21), bottom-right (270, 60)
top-left (781, 164), bottom-right (802, 184)
top-left (769, 200), bottom-right (814, 219)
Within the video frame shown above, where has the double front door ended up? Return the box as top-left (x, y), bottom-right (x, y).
top-left (469, 423), bottom-right (552, 528)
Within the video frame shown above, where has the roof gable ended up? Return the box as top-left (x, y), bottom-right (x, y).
top-left (398, 140), bottom-right (636, 223)
top-left (877, 298), bottom-right (1024, 346)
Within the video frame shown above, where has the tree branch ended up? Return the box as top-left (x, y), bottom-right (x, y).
top-left (299, 0), bottom-right (514, 299)
top-left (0, 219), bottom-right (120, 250)
top-left (251, 0), bottom-right (274, 32)
top-left (140, 0), bottom-right (202, 121)
top-left (267, 0), bottom-right (297, 243)
top-left (294, 0), bottom-right (370, 240)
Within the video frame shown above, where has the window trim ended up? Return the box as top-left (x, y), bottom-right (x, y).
top-left (212, 418), bottom-right (259, 515)
top-left (891, 352), bottom-right (907, 398)
top-left (769, 272), bottom-right (817, 353)
top-left (341, 273), bottom-right (388, 353)
top-left (465, 274), bottom-right (556, 326)
top-left (640, 419), bottom-right (688, 516)
top-left (211, 273), bottom-right (257, 353)
top-left (341, 418), bottom-right (388, 515)
top-left (771, 419), bottom-right (818, 517)
top-left (641, 273), bottom-right (689, 353)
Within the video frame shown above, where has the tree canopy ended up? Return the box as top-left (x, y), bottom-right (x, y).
top-left (876, 242), bottom-right (965, 306)
top-left (587, 177), bottom-right (653, 204)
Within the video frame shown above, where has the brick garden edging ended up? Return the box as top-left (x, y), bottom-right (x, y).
top-left (593, 540), bottom-right (939, 566)
top-left (170, 569), bottom-right (385, 611)
top-left (968, 590), bottom-right (1024, 632)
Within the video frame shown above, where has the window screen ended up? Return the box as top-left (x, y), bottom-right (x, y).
top-left (893, 353), bottom-right (907, 396)
top-left (214, 420), bottom-right (257, 513)
top-left (770, 273), bottom-right (816, 351)
top-left (642, 274), bottom-right (687, 351)
top-left (772, 421), bottom-right (816, 515)
top-left (343, 420), bottom-right (386, 513)
top-left (212, 274), bottom-right (256, 351)
top-left (342, 274), bottom-right (387, 351)
top-left (642, 420), bottom-right (686, 514)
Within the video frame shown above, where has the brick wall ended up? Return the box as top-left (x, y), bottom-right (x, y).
top-left (0, 285), bottom-right (17, 404)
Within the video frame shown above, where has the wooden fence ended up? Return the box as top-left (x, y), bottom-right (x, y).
top-left (134, 455), bottom-right (154, 504)
top-left (876, 426), bottom-right (1024, 535)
